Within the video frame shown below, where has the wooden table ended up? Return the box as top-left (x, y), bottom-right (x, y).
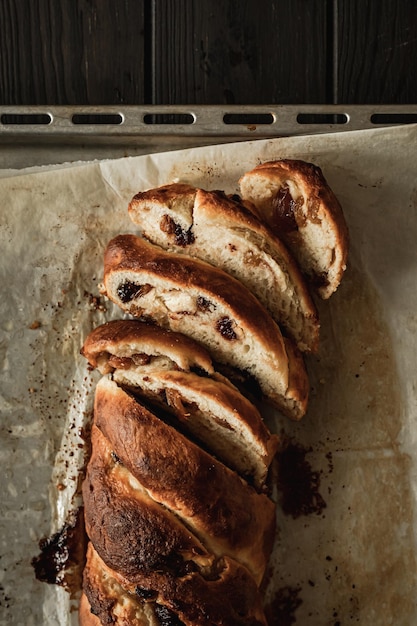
top-left (1, 0), bottom-right (417, 106)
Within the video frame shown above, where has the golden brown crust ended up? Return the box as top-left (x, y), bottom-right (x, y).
top-left (83, 427), bottom-right (268, 626)
top-left (130, 182), bottom-right (197, 208)
top-left (81, 319), bottom-right (214, 375)
top-left (83, 425), bottom-right (212, 579)
top-left (114, 369), bottom-right (272, 459)
top-left (81, 321), bottom-right (279, 486)
top-left (102, 234), bottom-right (309, 419)
top-left (195, 188), bottom-right (320, 353)
top-left (91, 378), bottom-right (276, 585)
top-left (119, 368), bottom-right (279, 482)
top-left (239, 159), bottom-right (349, 299)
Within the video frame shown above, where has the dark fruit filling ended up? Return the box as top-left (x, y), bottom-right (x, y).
top-left (216, 316), bottom-right (237, 340)
top-left (160, 214), bottom-right (195, 247)
top-left (271, 185), bottom-right (299, 233)
top-left (117, 282), bottom-right (152, 303)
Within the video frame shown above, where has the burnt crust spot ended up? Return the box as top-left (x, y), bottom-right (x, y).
top-left (83, 576), bottom-right (116, 624)
top-left (135, 586), bottom-right (157, 601)
top-left (83, 467), bottom-right (205, 581)
top-left (154, 603), bottom-right (186, 625)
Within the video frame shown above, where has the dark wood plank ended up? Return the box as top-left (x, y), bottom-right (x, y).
top-left (336, 0), bottom-right (417, 103)
top-left (0, 0), bottom-right (146, 105)
top-left (150, 0), bottom-right (332, 105)
top-left (3, 0), bottom-right (417, 107)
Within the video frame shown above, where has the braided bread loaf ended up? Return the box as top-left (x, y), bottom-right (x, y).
top-left (78, 162), bottom-right (348, 624)
top-left (80, 376), bottom-right (274, 625)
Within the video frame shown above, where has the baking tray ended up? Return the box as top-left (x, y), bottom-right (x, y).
top-left (2, 106), bottom-right (417, 626)
top-left (1, 103), bottom-right (417, 169)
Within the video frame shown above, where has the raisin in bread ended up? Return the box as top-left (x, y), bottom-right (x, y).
top-left (128, 183), bottom-right (319, 353)
top-left (81, 321), bottom-right (279, 488)
top-left (101, 234), bottom-right (309, 420)
top-left (239, 159), bottom-right (349, 299)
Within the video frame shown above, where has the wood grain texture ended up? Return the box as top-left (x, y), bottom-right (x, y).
top-left (0, 0), bottom-right (417, 105)
top-left (336, 0), bottom-right (417, 103)
top-left (0, 0), bottom-right (146, 105)
top-left (150, 0), bottom-right (332, 104)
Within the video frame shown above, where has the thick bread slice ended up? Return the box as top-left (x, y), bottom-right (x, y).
top-left (102, 234), bottom-right (309, 420)
top-left (128, 183), bottom-right (319, 353)
top-left (91, 378), bottom-right (276, 584)
top-left (81, 322), bottom-right (279, 487)
top-left (113, 369), bottom-right (277, 489)
top-left (81, 318), bottom-right (215, 377)
top-left (83, 425), bottom-right (268, 625)
top-left (239, 159), bottom-right (349, 299)
top-left (82, 543), bottom-right (267, 626)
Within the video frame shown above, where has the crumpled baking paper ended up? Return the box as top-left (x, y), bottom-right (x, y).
top-left (1, 124), bottom-right (417, 625)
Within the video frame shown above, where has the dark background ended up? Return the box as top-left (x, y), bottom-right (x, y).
top-left (1, 0), bottom-right (416, 107)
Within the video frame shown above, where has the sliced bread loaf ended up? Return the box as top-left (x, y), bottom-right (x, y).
top-left (128, 183), bottom-right (319, 352)
top-left (101, 234), bottom-right (309, 420)
top-left (81, 321), bottom-right (279, 488)
top-left (90, 377), bottom-right (276, 583)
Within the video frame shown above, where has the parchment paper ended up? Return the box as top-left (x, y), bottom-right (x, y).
top-left (1, 124), bottom-right (417, 625)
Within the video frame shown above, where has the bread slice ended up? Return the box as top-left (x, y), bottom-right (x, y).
top-left (128, 183), bottom-right (319, 353)
top-left (101, 234), bottom-right (309, 420)
top-left (239, 159), bottom-right (349, 299)
top-left (82, 542), bottom-right (267, 626)
top-left (81, 318), bottom-right (215, 377)
top-left (90, 378), bottom-right (276, 584)
top-left (81, 321), bottom-right (279, 488)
